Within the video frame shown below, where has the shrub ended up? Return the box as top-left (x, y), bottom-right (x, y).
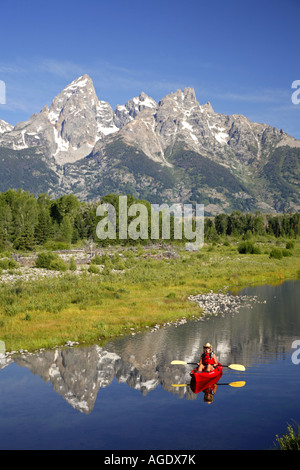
top-left (43, 241), bottom-right (71, 250)
top-left (35, 251), bottom-right (58, 269)
top-left (48, 258), bottom-right (68, 272)
top-left (0, 258), bottom-right (19, 270)
top-left (88, 264), bottom-right (100, 274)
top-left (282, 249), bottom-right (292, 257)
top-left (69, 257), bottom-right (77, 271)
top-left (35, 252), bottom-right (68, 271)
top-left (112, 259), bottom-right (126, 270)
top-left (286, 241), bottom-right (294, 250)
top-left (269, 248), bottom-right (283, 259)
top-left (0, 251), bottom-right (13, 258)
top-left (91, 255), bottom-right (103, 265)
top-left (237, 241), bottom-right (261, 254)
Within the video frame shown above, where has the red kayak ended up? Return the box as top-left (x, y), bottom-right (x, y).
top-left (190, 363), bottom-right (223, 382)
top-left (190, 373), bottom-right (221, 395)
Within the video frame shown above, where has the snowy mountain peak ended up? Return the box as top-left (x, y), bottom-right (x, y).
top-left (201, 101), bottom-right (214, 114)
top-left (113, 92), bottom-right (157, 129)
top-left (64, 74), bottom-right (93, 91)
top-left (0, 74), bottom-right (119, 163)
top-left (0, 119), bottom-right (13, 134)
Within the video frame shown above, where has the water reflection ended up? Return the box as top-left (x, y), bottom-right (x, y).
top-left (1, 280), bottom-right (299, 414)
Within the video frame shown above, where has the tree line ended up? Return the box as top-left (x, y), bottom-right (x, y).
top-left (205, 211), bottom-right (299, 241)
top-left (0, 189), bottom-right (298, 252)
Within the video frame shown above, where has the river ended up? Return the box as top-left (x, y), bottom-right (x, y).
top-left (0, 280), bottom-right (299, 450)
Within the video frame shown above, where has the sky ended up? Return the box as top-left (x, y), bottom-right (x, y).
top-left (0, 0), bottom-right (299, 138)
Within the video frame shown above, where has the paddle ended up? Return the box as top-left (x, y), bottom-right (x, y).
top-left (170, 360), bottom-right (246, 371)
top-left (171, 381), bottom-right (246, 388)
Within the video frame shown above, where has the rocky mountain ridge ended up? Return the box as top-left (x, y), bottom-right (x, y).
top-left (0, 74), bottom-right (299, 214)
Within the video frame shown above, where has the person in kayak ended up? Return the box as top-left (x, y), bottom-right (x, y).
top-left (197, 342), bottom-right (218, 372)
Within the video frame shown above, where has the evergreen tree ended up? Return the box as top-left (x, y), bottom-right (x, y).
top-left (35, 208), bottom-right (53, 245)
top-left (14, 222), bottom-right (35, 251)
top-left (59, 215), bottom-right (73, 244)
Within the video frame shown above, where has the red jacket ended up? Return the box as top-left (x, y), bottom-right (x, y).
top-left (201, 351), bottom-right (215, 365)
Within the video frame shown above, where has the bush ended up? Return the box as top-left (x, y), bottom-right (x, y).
top-left (43, 241), bottom-right (71, 250)
top-left (0, 258), bottom-right (19, 270)
top-left (0, 251), bottom-right (13, 258)
top-left (88, 264), bottom-right (100, 274)
top-left (269, 248), bottom-right (283, 259)
top-left (237, 241), bottom-right (261, 254)
top-left (286, 241), bottom-right (294, 250)
top-left (112, 259), bottom-right (126, 270)
top-left (48, 258), bottom-right (68, 272)
top-left (91, 255), bottom-right (104, 265)
top-left (282, 249), bottom-right (292, 257)
top-left (35, 252), bottom-right (68, 271)
top-left (35, 252), bottom-right (58, 269)
top-left (69, 257), bottom-right (77, 271)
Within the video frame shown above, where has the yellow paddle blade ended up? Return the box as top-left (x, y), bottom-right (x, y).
top-left (228, 364), bottom-right (246, 371)
top-left (229, 381), bottom-right (246, 388)
top-left (170, 361), bottom-right (246, 371)
top-left (171, 381), bottom-right (246, 388)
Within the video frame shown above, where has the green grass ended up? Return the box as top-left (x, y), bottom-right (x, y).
top-left (0, 237), bottom-right (299, 352)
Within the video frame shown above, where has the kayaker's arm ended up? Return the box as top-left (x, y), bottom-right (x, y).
top-left (213, 353), bottom-right (218, 368)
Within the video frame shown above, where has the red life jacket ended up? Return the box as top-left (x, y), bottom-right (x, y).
top-left (202, 351), bottom-right (215, 365)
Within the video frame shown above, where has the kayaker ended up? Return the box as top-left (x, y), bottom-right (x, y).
top-left (197, 342), bottom-right (218, 372)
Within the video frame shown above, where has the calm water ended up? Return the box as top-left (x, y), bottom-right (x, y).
top-left (0, 280), bottom-right (299, 450)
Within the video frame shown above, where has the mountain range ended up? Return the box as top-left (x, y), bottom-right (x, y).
top-left (0, 74), bottom-right (299, 214)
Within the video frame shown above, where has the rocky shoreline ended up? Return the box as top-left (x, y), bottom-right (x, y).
top-left (188, 291), bottom-right (265, 317)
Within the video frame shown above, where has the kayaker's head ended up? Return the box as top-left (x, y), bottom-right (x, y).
top-left (203, 342), bottom-right (212, 352)
top-left (204, 391), bottom-right (213, 404)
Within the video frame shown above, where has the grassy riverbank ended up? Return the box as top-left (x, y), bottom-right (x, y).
top-left (0, 237), bottom-right (299, 352)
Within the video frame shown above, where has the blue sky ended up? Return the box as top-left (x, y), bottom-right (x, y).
top-left (0, 0), bottom-right (299, 138)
